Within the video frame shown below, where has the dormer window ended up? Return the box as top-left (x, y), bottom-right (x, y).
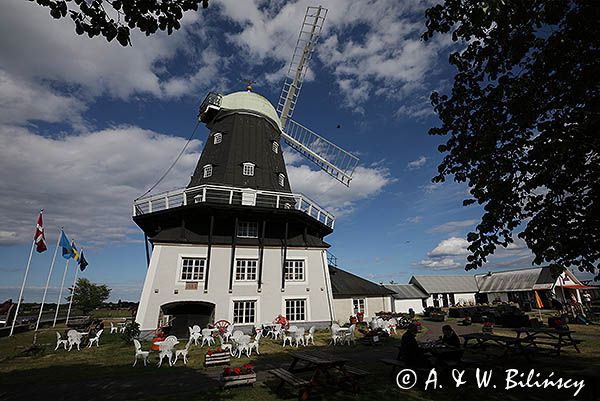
top-left (203, 164), bottom-right (213, 178)
top-left (278, 173), bottom-right (286, 187)
top-left (272, 141), bottom-right (279, 154)
top-left (243, 162), bottom-right (255, 176)
top-left (213, 132), bottom-right (222, 145)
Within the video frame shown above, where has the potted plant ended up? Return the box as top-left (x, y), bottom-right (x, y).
top-left (221, 364), bottom-right (256, 388)
top-left (204, 347), bottom-right (230, 367)
top-left (482, 321), bottom-right (494, 334)
top-left (414, 321), bottom-right (423, 332)
top-left (356, 312), bottom-right (364, 322)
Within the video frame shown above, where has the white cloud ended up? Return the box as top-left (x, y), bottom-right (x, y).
top-left (428, 219), bottom-right (479, 233)
top-left (417, 257), bottom-right (460, 270)
top-left (0, 126), bottom-right (202, 245)
top-left (421, 181), bottom-right (443, 193)
top-left (406, 216), bottom-right (422, 224)
top-left (407, 156), bottom-right (427, 170)
top-left (428, 237), bottom-right (470, 258)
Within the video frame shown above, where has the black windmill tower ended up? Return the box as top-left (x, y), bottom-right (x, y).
top-left (133, 6), bottom-right (359, 296)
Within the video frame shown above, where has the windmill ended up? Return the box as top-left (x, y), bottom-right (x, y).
top-left (199, 5), bottom-right (359, 187)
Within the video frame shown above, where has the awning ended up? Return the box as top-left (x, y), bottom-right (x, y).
top-left (560, 284), bottom-right (596, 290)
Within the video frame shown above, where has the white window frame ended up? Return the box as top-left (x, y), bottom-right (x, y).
top-left (178, 257), bottom-right (206, 283)
top-left (203, 164), bottom-right (212, 178)
top-left (235, 259), bottom-right (258, 282)
top-left (278, 173), bottom-right (285, 187)
top-left (238, 221), bottom-right (258, 238)
top-left (242, 162), bottom-right (255, 176)
top-left (213, 132), bottom-right (222, 144)
top-left (272, 141), bottom-right (279, 154)
top-left (283, 298), bottom-right (308, 322)
top-left (232, 299), bottom-right (257, 324)
top-left (284, 259), bottom-right (305, 282)
top-left (352, 298), bottom-right (366, 315)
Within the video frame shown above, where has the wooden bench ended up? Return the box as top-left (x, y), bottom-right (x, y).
top-left (269, 368), bottom-right (312, 401)
top-left (342, 366), bottom-right (369, 392)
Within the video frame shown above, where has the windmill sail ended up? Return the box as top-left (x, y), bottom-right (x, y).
top-left (277, 6), bottom-right (327, 127)
top-left (282, 119), bottom-right (359, 186)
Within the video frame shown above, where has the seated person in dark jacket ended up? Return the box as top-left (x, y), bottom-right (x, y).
top-left (400, 323), bottom-right (430, 368)
top-left (438, 325), bottom-right (463, 361)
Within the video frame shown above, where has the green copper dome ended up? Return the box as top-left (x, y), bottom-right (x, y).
top-left (220, 91), bottom-right (282, 130)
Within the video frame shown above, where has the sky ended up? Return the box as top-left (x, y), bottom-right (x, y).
top-left (0, 0), bottom-right (594, 303)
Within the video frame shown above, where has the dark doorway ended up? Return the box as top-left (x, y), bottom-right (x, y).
top-left (161, 301), bottom-right (215, 337)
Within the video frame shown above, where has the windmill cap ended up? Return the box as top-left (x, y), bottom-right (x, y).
top-left (220, 91), bottom-right (282, 130)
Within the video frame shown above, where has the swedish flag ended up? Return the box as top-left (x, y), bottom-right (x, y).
top-left (71, 242), bottom-right (80, 262)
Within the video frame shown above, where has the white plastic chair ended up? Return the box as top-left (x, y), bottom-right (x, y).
top-left (231, 330), bottom-right (244, 342)
top-left (330, 324), bottom-right (341, 345)
top-left (343, 324), bottom-right (356, 345)
top-left (305, 326), bottom-right (316, 345)
top-left (133, 339), bottom-right (150, 367)
top-left (189, 326), bottom-right (202, 345)
top-left (87, 329), bottom-right (103, 347)
top-left (201, 328), bottom-right (215, 347)
top-left (55, 332), bottom-right (68, 350)
top-left (174, 339), bottom-right (191, 365)
top-left (110, 322), bottom-right (118, 334)
top-left (247, 340), bottom-right (259, 356)
top-left (268, 323), bottom-right (282, 339)
top-left (282, 332), bottom-right (293, 347)
top-left (254, 326), bottom-right (263, 342)
top-left (67, 330), bottom-right (83, 351)
top-left (294, 327), bottom-right (306, 347)
top-left (119, 323), bottom-right (126, 333)
top-left (223, 324), bottom-right (235, 343)
top-left (235, 335), bottom-right (251, 358)
top-left (157, 335), bottom-right (179, 367)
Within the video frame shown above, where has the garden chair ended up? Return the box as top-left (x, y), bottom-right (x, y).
top-left (268, 323), bottom-right (282, 339)
top-left (305, 326), bottom-right (316, 345)
top-left (110, 322), bottom-right (118, 334)
top-left (294, 327), bottom-right (306, 347)
top-left (133, 339), bottom-right (150, 367)
top-left (119, 323), bottom-right (126, 333)
top-left (330, 324), bottom-right (341, 345)
top-left (67, 330), bottom-right (84, 351)
top-left (254, 325), bottom-right (263, 342)
top-left (223, 324), bottom-right (235, 343)
top-left (221, 343), bottom-right (233, 355)
top-left (87, 329), bottom-right (103, 347)
top-left (343, 324), bottom-right (356, 345)
top-left (231, 330), bottom-right (244, 342)
top-left (55, 332), bottom-right (68, 350)
top-left (282, 331), bottom-right (293, 347)
top-left (174, 339), bottom-right (191, 365)
top-left (157, 336), bottom-right (179, 367)
top-left (189, 326), bottom-right (202, 345)
top-left (235, 335), bottom-right (251, 358)
top-left (201, 328), bottom-right (215, 347)
top-left (387, 318), bottom-right (397, 334)
top-left (247, 340), bottom-right (260, 356)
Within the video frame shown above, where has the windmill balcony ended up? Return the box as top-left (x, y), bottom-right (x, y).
top-left (133, 184), bottom-right (335, 228)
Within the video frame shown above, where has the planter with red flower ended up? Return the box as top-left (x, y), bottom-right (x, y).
top-left (482, 321), bottom-right (494, 334)
top-left (220, 364), bottom-right (256, 388)
top-left (414, 321), bottom-right (423, 332)
top-left (204, 347), bottom-right (230, 367)
top-left (356, 312), bottom-right (365, 322)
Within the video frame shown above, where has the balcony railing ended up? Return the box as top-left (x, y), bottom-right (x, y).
top-left (133, 184), bottom-right (335, 229)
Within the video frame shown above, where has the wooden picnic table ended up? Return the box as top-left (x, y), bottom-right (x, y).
top-left (270, 351), bottom-right (368, 401)
top-left (461, 333), bottom-right (533, 360)
top-left (513, 327), bottom-right (581, 355)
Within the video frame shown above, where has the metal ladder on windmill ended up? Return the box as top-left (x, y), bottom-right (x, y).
top-left (277, 5), bottom-right (359, 187)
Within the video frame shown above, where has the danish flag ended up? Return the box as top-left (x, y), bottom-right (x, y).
top-left (34, 211), bottom-right (47, 253)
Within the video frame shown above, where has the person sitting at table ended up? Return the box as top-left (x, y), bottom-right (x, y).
top-left (436, 325), bottom-right (463, 362)
top-left (400, 323), bottom-right (430, 368)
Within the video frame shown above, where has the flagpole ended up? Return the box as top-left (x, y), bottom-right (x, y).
top-left (65, 256), bottom-right (81, 326)
top-left (53, 258), bottom-right (70, 327)
top-left (9, 239), bottom-right (36, 337)
top-left (35, 228), bottom-right (62, 333)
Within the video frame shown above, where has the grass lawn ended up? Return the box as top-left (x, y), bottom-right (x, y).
top-left (0, 317), bottom-right (598, 401)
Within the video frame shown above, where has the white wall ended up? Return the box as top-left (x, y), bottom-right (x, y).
top-left (332, 296), bottom-right (390, 323)
top-left (393, 299), bottom-right (425, 314)
top-left (135, 244), bottom-right (334, 332)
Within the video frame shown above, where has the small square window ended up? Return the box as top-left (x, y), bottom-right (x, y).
top-left (235, 259), bottom-right (258, 281)
top-left (278, 173), bottom-right (285, 187)
top-left (238, 221), bottom-right (258, 238)
top-left (285, 299), bottom-right (306, 322)
top-left (233, 300), bottom-right (256, 324)
top-left (203, 164), bottom-right (212, 178)
top-left (213, 133), bottom-right (222, 144)
top-left (272, 141), bottom-right (279, 154)
top-left (285, 260), bottom-right (305, 281)
top-left (243, 162), bottom-right (255, 176)
top-left (181, 258), bottom-right (206, 281)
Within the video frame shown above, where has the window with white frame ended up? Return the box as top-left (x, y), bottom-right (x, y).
top-left (233, 300), bottom-right (256, 324)
top-left (242, 162), bottom-right (255, 176)
top-left (235, 259), bottom-right (257, 281)
top-left (285, 299), bottom-right (306, 321)
top-left (278, 173), bottom-right (285, 187)
top-left (180, 258), bottom-right (206, 281)
top-left (238, 221), bottom-right (258, 238)
top-left (285, 260), bottom-right (305, 281)
top-left (203, 164), bottom-right (212, 178)
top-left (352, 298), bottom-right (365, 314)
top-left (213, 132), bottom-right (222, 144)
top-left (272, 141), bottom-right (279, 154)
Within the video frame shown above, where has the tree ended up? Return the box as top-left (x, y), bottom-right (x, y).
top-left (68, 278), bottom-right (111, 314)
top-left (30, 0), bottom-right (209, 46)
top-left (423, 1), bottom-right (599, 277)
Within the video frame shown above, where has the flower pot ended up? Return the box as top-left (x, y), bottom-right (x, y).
top-left (221, 372), bottom-right (257, 388)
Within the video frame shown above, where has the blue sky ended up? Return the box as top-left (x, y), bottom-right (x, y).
top-left (1, 0), bottom-right (592, 303)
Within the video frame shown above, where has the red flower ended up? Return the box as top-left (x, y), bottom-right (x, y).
top-left (224, 368), bottom-right (232, 375)
top-left (233, 367), bottom-right (241, 375)
top-left (243, 363), bottom-right (253, 370)
top-left (415, 321), bottom-right (422, 326)
top-left (216, 348), bottom-right (222, 352)
top-left (207, 351), bottom-right (213, 356)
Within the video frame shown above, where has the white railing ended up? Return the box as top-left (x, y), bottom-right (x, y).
top-left (133, 184), bottom-right (335, 229)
